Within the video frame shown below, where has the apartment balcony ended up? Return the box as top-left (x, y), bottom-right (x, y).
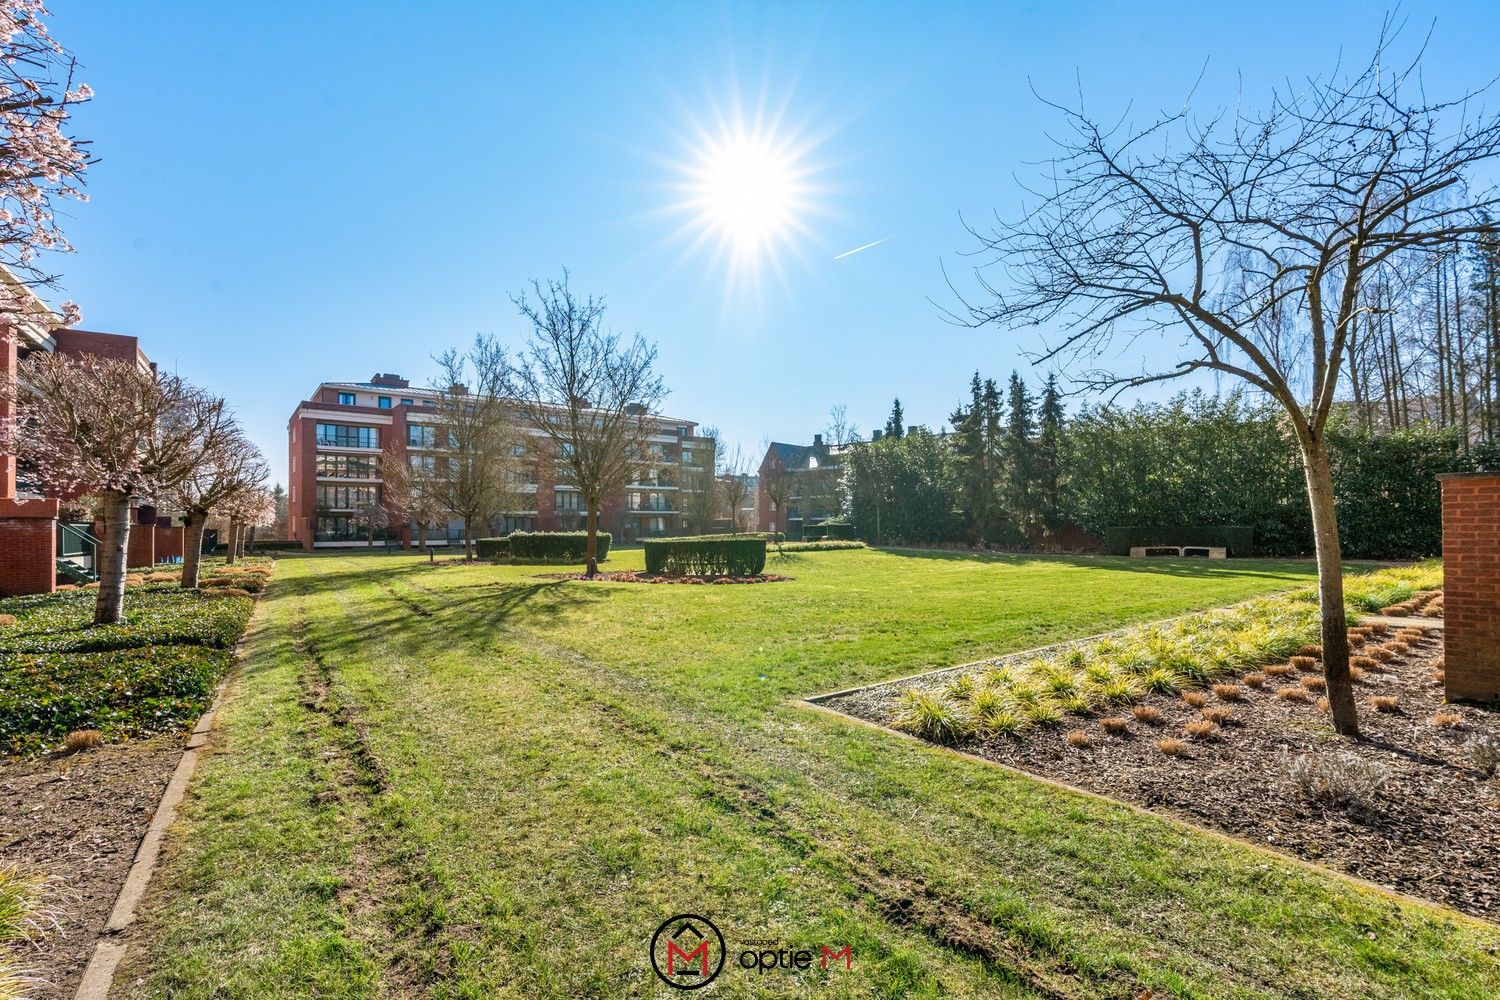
top-left (629, 503), bottom-right (678, 514)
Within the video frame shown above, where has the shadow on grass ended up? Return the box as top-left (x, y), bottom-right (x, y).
top-left (867, 546), bottom-right (1380, 582)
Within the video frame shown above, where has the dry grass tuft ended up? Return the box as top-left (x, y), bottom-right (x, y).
top-left (209, 587), bottom-right (253, 598)
top-left (1432, 711), bottom-right (1463, 729)
top-left (0, 613), bottom-right (14, 626)
top-left (1289, 655), bottom-right (1317, 671)
top-left (1156, 737), bottom-right (1189, 757)
top-left (1433, 655), bottom-right (1445, 670)
top-left (1201, 706), bottom-right (1233, 726)
top-left (1099, 716), bottom-right (1131, 735)
top-left (1065, 729), bottom-right (1091, 748)
top-left (1242, 672), bottom-right (1265, 688)
top-left (1369, 647), bottom-right (1396, 663)
top-left (1130, 705), bottom-right (1163, 725)
top-left (1300, 675), bottom-right (1327, 692)
top-left (1264, 663), bottom-right (1293, 677)
top-left (65, 729), bottom-right (103, 752)
top-left (1184, 719), bottom-right (1217, 739)
top-left (1433, 669), bottom-right (1446, 684)
top-left (1181, 691), bottom-right (1207, 708)
top-left (1297, 644), bottom-right (1323, 659)
top-left (1211, 682), bottom-right (1245, 701)
top-left (1316, 696), bottom-right (1330, 713)
top-left (1351, 655), bottom-right (1378, 672)
top-left (1384, 639), bottom-right (1411, 655)
top-left (1348, 666), bottom-right (1365, 683)
top-left (1277, 686), bottom-right (1309, 702)
top-left (1370, 695), bottom-right (1400, 713)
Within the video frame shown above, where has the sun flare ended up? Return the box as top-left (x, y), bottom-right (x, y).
top-left (670, 107), bottom-right (822, 293)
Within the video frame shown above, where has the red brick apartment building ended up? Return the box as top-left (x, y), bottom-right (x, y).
top-left (1, 283), bottom-right (185, 596)
top-left (287, 373), bottom-right (715, 549)
top-left (756, 435), bottom-right (849, 539)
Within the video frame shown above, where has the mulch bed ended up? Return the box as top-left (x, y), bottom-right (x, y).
top-left (538, 572), bottom-right (790, 584)
top-left (0, 735), bottom-right (183, 996)
top-left (822, 625), bottom-right (1500, 922)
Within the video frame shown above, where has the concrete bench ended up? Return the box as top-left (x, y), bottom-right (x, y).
top-left (1129, 545), bottom-right (1227, 559)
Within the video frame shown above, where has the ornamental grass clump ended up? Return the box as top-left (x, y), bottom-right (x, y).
top-left (1431, 712), bottom-right (1463, 729)
top-left (1242, 672), bottom-right (1266, 688)
top-left (1277, 686), bottom-right (1309, 702)
top-left (1211, 683), bottom-right (1244, 701)
top-left (1287, 752), bottom-right (1388, 810)
top-left (1201, 706), bottom-right (1233, 726)
top-left (1469, 734), bottom-right (1500, 778)
top-left (1181, 691), bottom-right (1207, 708)
top-left (1300, 675), bottom-right (1327, 692)
top-left (1131, 705), bottom-right (1163, 725)
top-left (1289, 655), bottom-right (1317, 672)
top-left (1184, 719), bottom-right (1217, 739)
top-left (1099, 716), bottom-right (1131, 734)
top-left (1157, 737), bottom-right (1189, 757)
top-left (1064, 729), bottom-right (1091, 748)
top-left (1370, 695), bottom-right (1400, 713)
top-left (893, 690), bottom-right (972, 745)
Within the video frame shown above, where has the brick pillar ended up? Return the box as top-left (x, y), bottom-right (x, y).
top-left (127, 506), bottom-right (156, 569)
top-left (0, 498), bottom-right (59, 597)
top-left (1439, 472), bottom-right (1500, 704)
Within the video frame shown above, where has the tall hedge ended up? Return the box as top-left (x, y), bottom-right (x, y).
top-left (475, 537), bottom-right (510, 560)
top-left (644, 536), bottom-right (766, 576)
top-left (507, 531), bottom-right (610, 562)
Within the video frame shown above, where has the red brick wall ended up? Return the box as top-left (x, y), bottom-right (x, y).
top-left (0, 498), bottom-right (59, 597)
top-left (52, 328), bottom-right (145, 366)
top-left (1440, 473), bottom-right (1500, 704)
top-left (154, 519), bottom-right (184, 561)
top-left (127, 522), bottom-right (155, 569)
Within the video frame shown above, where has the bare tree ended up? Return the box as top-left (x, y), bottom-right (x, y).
top-left (169, 426), bottom-right (265, 588)
top-left (506, 272), bottom-right (667, 576)
top-left (680, 424), bottom-right (720, 534)
top-left (825, 403), bottom-right (860, 446)
top-left (424, 336), bottom-right (524, 560)
top-left (955, 30), bottom-right (1500, 735)
top-left (380, 439), bottom-right (445, 555)
top-left (718, 442), bottom-right (753, 532)
top-left (760, 451), bottom-right (795, 536)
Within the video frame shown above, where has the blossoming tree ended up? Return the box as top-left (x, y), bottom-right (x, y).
top-left (169, 426), bottom-right (266, 588)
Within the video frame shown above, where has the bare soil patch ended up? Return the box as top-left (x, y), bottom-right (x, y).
top-left (538, 571), bottom-right (790, 584)
top-left (822, 627), bottom-right (1500, 921)
top-left (0, 735), bottom-right (183, 995)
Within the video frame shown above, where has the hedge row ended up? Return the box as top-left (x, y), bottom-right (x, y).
top-left (478, 531), bottom-right (611, 562)
top-left (644, 536), bottom-right (767, 576)
top-left (802, 522), bottom-right (856, 541)
top-left (1101, 525), bottom-right (1255, 557)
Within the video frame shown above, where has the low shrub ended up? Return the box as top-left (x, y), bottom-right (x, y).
top-left (475, 537), bottom-right (510, 560)
top-left (1287, 751), bottom-right (1388, 809)
top-left (507, 531), bottom-right (611, 563)
top-left (644, 535), bottom-right (767, 577)
top-left (775, 540), bottom-right (866, 552)
top-left (1, 645), bottom-right (234, 754)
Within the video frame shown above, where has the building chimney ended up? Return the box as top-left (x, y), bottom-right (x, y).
top-left (371, 372), bottom-right (409, 388)
top-left (449, 383), bottom-right (467, 396)
top-left (872, 429), bottom-right (883, 441)
top-left (813, 433), bottom-right (823, 447)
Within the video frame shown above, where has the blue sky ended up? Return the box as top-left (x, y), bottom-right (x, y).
top-left (47, 1), bottom-right (1500, 487)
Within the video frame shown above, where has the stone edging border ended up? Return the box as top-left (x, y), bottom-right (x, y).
top-left (72, 591), bottom-right (266, 1000)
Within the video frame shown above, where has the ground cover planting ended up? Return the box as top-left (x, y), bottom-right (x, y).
top-left (821, 562), bottom-right (1500, 917)
top-left (111, 550), bottom-right (1500, 998)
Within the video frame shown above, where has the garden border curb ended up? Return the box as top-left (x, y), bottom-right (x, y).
top-left (72, 590), bottom-right (266, 1000)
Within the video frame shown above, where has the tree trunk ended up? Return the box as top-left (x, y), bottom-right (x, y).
top-left (416, 521), bottom-right (427, 555)
top-left (464, 522), bottom-right (474, 561)
top-left (94, 490), bottom-right (131, 626)
top-left (1300, 437), bottom-right (1359, 737)
top-left (585, 504), bottom-right (599, 578)
top-left (225, 520), bottom-right (239, 566)
top-left (181, 513), bottom-right (208, 588)
top-left (237, 524), bottom-right (248, 561)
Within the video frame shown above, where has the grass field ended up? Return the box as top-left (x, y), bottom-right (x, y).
top-left (118, 549), bottom-right (1500, 998)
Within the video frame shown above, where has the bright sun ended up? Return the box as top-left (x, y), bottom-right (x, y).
top-left (672, 109), bottom-right (819, 291)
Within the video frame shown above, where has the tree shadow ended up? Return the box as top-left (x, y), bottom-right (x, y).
top-left (867, 546), bottom-right (1379, 582)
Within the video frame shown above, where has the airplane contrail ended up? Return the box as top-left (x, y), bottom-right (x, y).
top-left (833, 238), bottom-right (887, 260)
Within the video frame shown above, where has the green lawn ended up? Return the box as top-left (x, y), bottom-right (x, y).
top-left (119, 549), bottom-right (1499, 998)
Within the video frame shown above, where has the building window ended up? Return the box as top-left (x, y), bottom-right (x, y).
top-left (378, 396), bottom-right (392, 409)
top-left (409, 454), bottom-right (437, 474)
top-left (401, 397), bottom-right (415, 406)
top-left (314, 515), bottom-right (390, 543)
top-left (338, 392), bottom-right (356, 405)
top-left (316, 423), bottom-right (379, 448)
top-left (317, 454), bottom-right (379, 478)
top-left (317, 485), bottom-right (379, 510)
top-left (554, 490), bottom-right (581, 511)
top-left (407, 424), bottom-right (437, 448)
